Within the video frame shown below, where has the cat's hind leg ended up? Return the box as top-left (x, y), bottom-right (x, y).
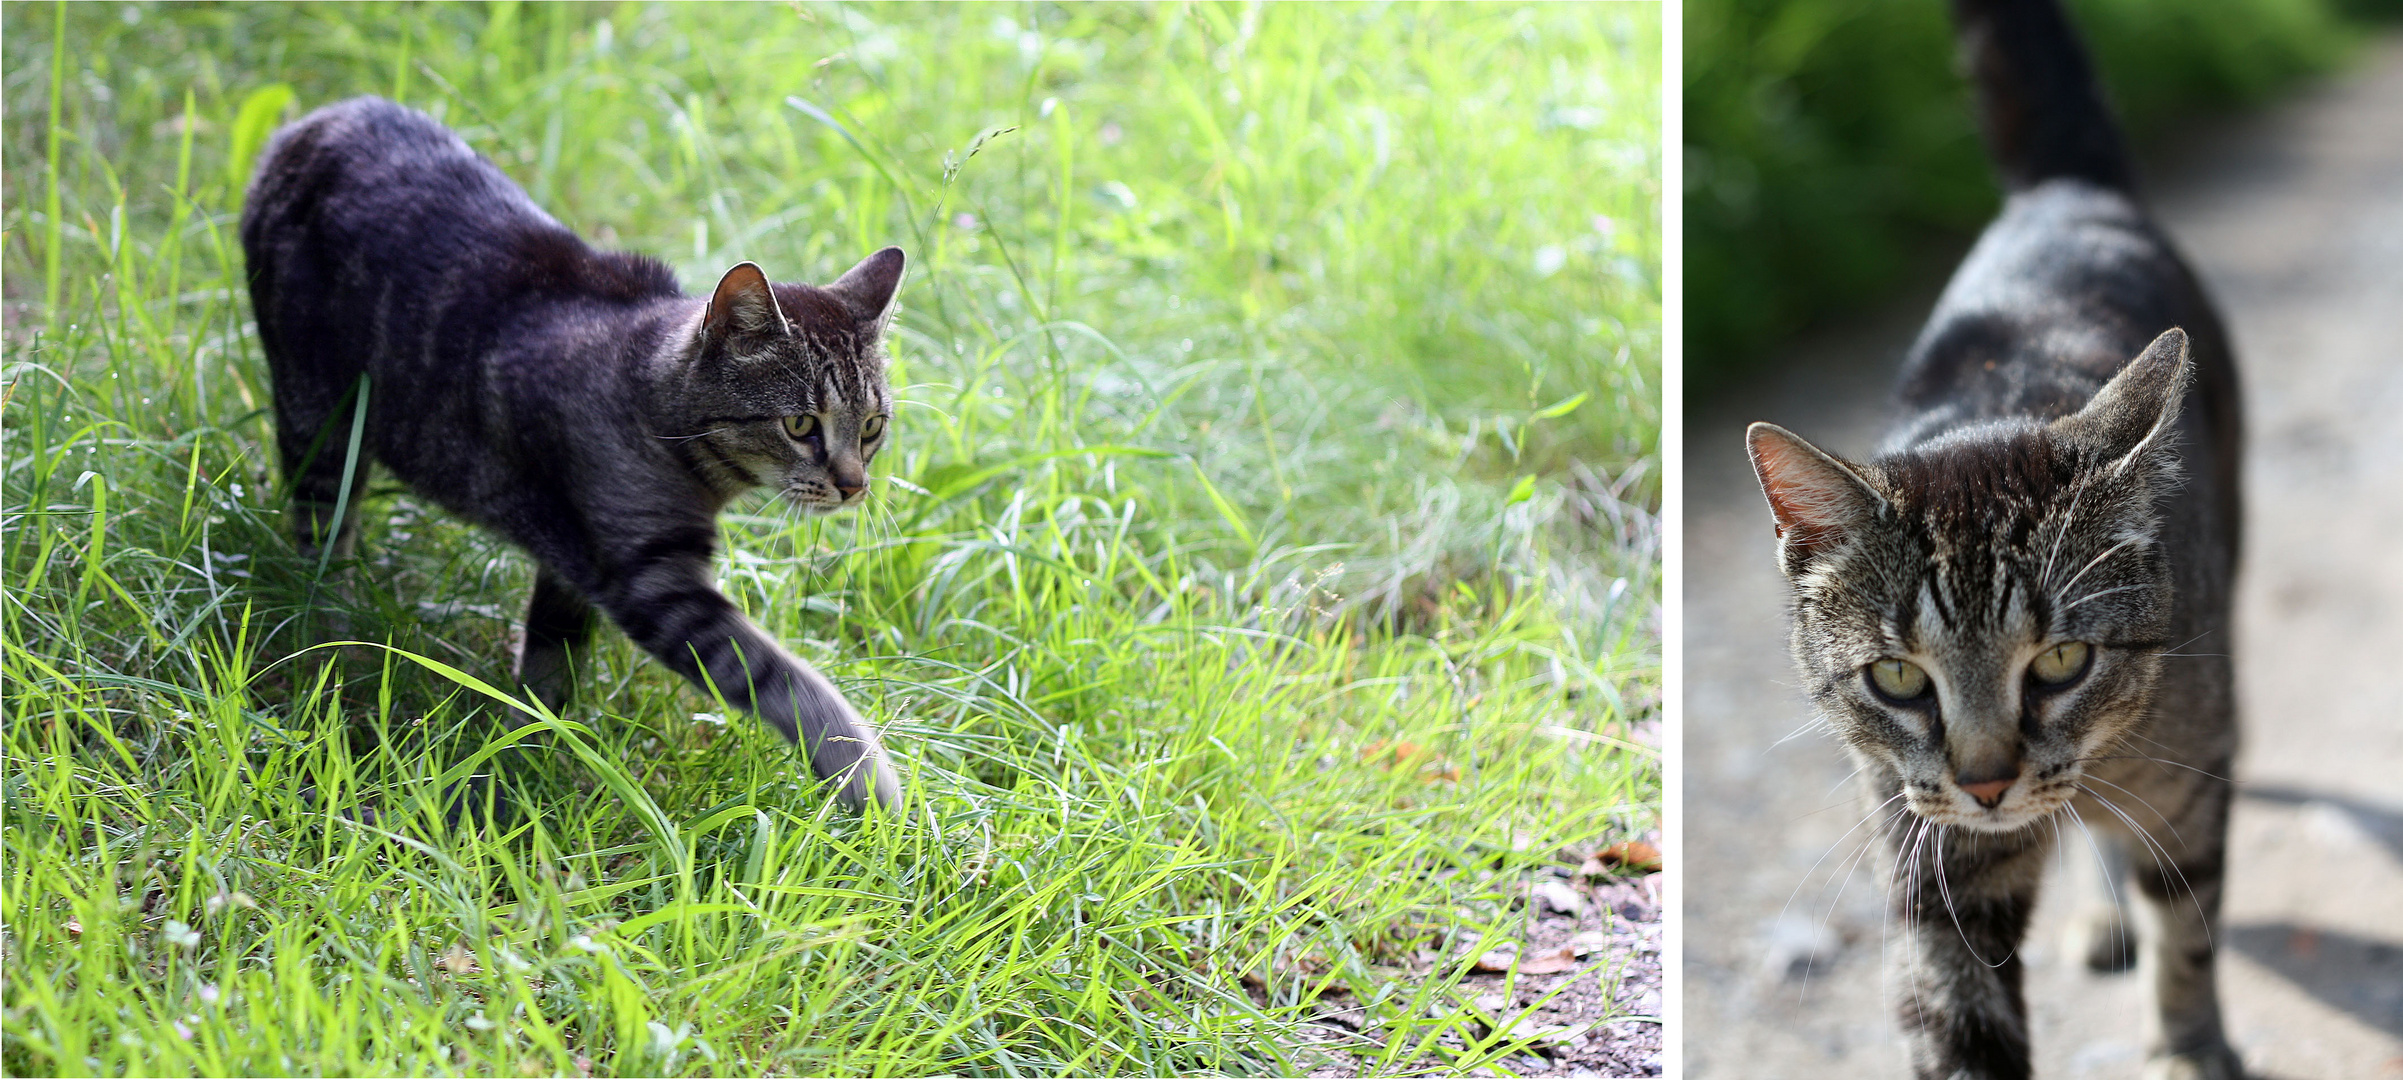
top-left (514, 567), bottom-right (599, 721)
top-left (277, 377), bottom-right (374, 564)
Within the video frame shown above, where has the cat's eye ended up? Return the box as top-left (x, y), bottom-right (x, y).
top-left (2028, 641), bottom-right (2091, 686)
top-left (782, 414), bottom-right (819, 441)
top-left (1868, 658), bottom-right (1931, 702)
top-left (862, 415), bottom-right (887, 441)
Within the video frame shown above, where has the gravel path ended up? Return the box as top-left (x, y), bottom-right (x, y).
top-left (1682, 38), bottom-right (2403, 1080)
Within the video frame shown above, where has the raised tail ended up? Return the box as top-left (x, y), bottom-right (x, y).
top-left (1950, 0), bottom-right (2132, 191)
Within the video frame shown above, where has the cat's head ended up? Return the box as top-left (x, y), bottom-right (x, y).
top-left (672, 249), bottom-right (903, 513)
top-left (1747, 329), bottom-right (2193, 834)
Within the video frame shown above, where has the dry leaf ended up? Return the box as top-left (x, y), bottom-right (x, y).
top-left (1596, 840), bottom-right (1662, 874)
top-left (1472, 943), bottom-right (1520, 972)
top-left (1517, 944), bottom-right (1581, 974)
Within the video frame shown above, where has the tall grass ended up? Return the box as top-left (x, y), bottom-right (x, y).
top-left (2, 3), bottom-right (1658, 1075)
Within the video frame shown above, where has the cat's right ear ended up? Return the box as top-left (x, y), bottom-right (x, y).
top-left (1747, 422), bottom-right (1884, 573)
top-left (703, 261), bottom-right (788, 347)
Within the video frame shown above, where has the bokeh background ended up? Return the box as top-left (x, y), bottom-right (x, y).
top-left (1684, 0), bottom-right (2403, 1077)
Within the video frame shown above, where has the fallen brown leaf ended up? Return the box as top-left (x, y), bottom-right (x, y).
top-left (1472, 943), bottom-right (1520, 972)
top-left (1597, 840), bottom-right (1662, 874)
top-left (1517, 944), bottom-right (1581, 974)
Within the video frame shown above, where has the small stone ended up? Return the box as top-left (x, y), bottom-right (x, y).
top-left (1534, 879), bottom-right (1587, 917)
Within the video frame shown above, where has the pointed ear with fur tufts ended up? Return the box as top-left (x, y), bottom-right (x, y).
top-left (2052, 327), bottom-right (2191, 473)
top-left (826, 247), bottom-right (905, 328)
top-left (1747, 422), bottom-right (1886, 576)
top-left (703, 261), bottom-right (787, 346)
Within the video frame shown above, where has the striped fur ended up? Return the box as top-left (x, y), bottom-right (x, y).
top-left (241, 96), bottom-right (904, 811)
top-left (1747, 3), bottom-right (2242, 1077)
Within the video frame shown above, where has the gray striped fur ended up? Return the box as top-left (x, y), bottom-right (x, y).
top-left (1745, 3), bottom-right (2242, 1077)
top-left (241, 96), bottom-right (903, 811)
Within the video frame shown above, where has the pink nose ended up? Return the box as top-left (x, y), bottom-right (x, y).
top-left (837, 483), bottom-right (866, 499)
top-left (1961, 777), bottom-right (2015, 807)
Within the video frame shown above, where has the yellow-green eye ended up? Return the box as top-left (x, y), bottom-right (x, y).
top-left (783, 414), bottom-right (818, 440)
top-left (1869, 658), bottom-right (1930, 701)
top-left (2029, 641), bottom-right (2091, 685)
top-left (862, 415), bottom-right (887, 441)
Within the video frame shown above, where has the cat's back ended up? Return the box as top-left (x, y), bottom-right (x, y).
top-left (243, 97), bottom-right (545, 262)
top-left (241, 96), bottom-right (677, 310)
top-left (1881, 181), bottom-right (2242, 557)
top-left (1892, 182), bottom-right (2223, 430)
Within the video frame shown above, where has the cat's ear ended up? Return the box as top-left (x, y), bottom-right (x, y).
top-left (827, 247), bottom-right (905, 328)
top-left (2055, 327), bottom-right (2190, 474)
top-left (704, 261), bottom-right (788, 344)
top-left (1748, 422), bottom-right (1885, 571)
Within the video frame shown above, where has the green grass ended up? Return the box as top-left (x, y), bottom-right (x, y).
top-left (1, 3), bottom-right (1659, 1076)
top-left (1685, 0), bottom-right (2366, 396)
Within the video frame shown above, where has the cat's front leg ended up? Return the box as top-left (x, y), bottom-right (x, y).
top-left (1886, 828), bottom-right (2047, 1080)
top-left (600, 560), bottom-right (902, 811)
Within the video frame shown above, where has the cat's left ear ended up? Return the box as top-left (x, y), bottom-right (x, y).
top-left (827, 247), bottom-right (905, 330)
top-left (2054, 327), bottom-right (2191, 475)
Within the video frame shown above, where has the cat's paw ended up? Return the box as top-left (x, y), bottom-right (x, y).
top-left (2141, 1044), bottom-right (2245, 1080)
top-left (2069, 907), bottom-right (2137, 973)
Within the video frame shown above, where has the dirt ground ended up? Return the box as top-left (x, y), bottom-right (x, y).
top-left (1293, 845), bottom-right (1665, 1078)
top-left (1681, 38), bottom-right (2403, 1080)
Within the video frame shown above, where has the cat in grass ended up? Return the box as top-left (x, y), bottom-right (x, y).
top-left (242, 95), bottom-right (904, 811)
top-left (1744, 1), bottom-right (2243, 1077)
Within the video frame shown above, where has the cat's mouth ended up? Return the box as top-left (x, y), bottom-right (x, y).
top-left (1911, 780), bottom-right (2076, 833)
top-left (781, 487), bottom-right (864, 514)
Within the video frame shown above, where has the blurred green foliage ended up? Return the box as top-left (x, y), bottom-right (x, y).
top-left (1686, 0), bottom-right (2377, 397)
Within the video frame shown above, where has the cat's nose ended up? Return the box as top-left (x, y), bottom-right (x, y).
top-left (1959, 773), bottom-right (2018, 808)
top-left (836, 481), bottom-right (866, 500)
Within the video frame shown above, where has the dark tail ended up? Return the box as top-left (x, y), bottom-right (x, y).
top-left (1950, 0), bottom-right (2132, 191)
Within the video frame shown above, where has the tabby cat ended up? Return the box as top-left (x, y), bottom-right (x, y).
top-left (242, 95), bottom-right (904, 811)
top-left (1744, 1), bottom-right (2243, 1077)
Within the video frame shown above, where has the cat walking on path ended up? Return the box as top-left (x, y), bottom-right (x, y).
top-left (1744, 1), bottom-right (2243, 1076)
